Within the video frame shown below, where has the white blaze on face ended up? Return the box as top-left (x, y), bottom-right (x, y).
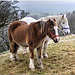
top-left (54, 26), bottom-right (59, 41)
top-left (54, 26), bottom-right (58, 35)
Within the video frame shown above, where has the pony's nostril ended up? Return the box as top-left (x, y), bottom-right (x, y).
top-left (66, 31), bottom-right (69, 35)
top-left (67, 32), bottom-right (68, 34)
top-left (54, 37), bottom-right (59, 43)
top-left (57, 39), bottom-right (59, 42)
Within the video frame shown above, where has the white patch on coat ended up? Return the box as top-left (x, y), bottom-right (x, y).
top-left (54, 26), bottom-right (59, 41)
top-left (29, 58), bottom-right (35, 69)
top-left (10, 53), bottom-right (18, 61)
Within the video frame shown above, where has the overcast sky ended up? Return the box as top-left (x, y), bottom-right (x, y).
top-left (18, 0), bottom-right (75, 2)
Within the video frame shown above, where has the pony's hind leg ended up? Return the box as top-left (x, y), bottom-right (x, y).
top-left (10, 41), bottom-right (19, 61)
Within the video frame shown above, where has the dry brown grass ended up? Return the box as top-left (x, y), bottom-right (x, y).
top-left (0, 34), bottom-right (75, 74)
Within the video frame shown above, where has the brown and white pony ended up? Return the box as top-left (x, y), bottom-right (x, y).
top-left (38, 14), bottom-right (70, 58)
top-left (8, 19), bottom-right (59, 70)
top-left (20, 14), bottom-right (70, 58)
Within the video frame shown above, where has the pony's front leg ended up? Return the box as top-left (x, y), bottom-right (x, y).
top-left (29, 48), bottom-right (35, 71)
top-left (43, 40), bottom-right (48, 58)
top-left (37, 46), bottom-right (44, 69)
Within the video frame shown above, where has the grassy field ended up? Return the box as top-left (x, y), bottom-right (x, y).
top-left (0, 34), bottom-right (75, 74)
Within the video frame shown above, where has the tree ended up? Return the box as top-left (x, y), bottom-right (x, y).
top-left (67, 11), bottom-right (75, 34)
top-left (0, 1), bottom-right (29, 52)
top-left (20, 10), bottom-right (30, 19)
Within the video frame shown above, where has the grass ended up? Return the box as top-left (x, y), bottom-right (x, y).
top-left (0, 34), bottom-right (75, 74)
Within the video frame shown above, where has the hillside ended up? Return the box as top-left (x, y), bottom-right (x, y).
top-left (0, 34), bottom-right (75, 74)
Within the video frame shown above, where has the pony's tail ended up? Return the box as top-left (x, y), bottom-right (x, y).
top-left (8, 21), bottom-right (20, 42)
top-left (8, 21), bottom-right (27, 42)
top-left (8, 26), bottom-right (13, 42)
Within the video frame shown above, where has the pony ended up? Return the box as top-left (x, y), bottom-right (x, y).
top-left (38, 14), bottom-right (70, 58)
top-left (8, 19), bottom-right (59, 71)
top-left (20, 14), bottom-right (70, 58)
top-left (20, 14), bottom-right (70, 35)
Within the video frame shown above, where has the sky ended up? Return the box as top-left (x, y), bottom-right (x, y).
top-left (17, 0), bottom-right (75, 2)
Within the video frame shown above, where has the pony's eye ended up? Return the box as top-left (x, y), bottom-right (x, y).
top-left (62, 22), bottom-right (65, 24)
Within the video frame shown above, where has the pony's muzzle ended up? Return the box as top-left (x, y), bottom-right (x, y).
top-left (53, 37), bottom-right (60, 43)
top-left (63, 28), bottom-right (70, 35)
top-left (65, 30), bottom-right (70, 35)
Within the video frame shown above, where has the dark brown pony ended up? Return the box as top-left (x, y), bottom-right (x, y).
top-left (8, 19), bottom-right (59, 71)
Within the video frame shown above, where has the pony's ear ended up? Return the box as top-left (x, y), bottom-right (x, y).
top-left (62, 15), bottom-right (64, 19)
top-left (62, 14), bottom-right (66, 19)
top-left (48, 19), bottom-right (51, 22)
top-left (54, 18), bottom-right (56, 21)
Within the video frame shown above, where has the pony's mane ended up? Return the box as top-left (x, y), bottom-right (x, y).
top-left (27, 20), bottom-right (47, 34)
top-left (43, 15), bottom-right (67, 25)
top-left (40, 21), bottom-right (46, 33)
top-left (45, 15), bottom-right (62, 20)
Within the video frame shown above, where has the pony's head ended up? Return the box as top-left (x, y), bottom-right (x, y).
top-left (46, 19), bottom-right (59, 43)
top-left (59, 14), bottom-right (70, 35)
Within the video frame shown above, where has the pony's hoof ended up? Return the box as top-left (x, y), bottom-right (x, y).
top-left (41, 56), bottom-right (44, 59)
top-left (10, 58), bottom-right (18, 62)
top-left (40, 66), bottom-right (44, 69)
top-left (38, 64), bottom-right (44, 69)
top-left (29, 63), bottom-right (35, 71)
top-left (40, 65), bottom-right (44, 69)
top-left (43, 54), bottom-right (48, 58)
top-left (10, 55), bottom-right (18, 61)
top-left (10, 54), bottom-right (18, 61)
top-left (23, 50), bottom-right (27, 54)
top-left (23, 52), bottom-right (27, 54)
top-left (31, 68), bottom-right (35, 71)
